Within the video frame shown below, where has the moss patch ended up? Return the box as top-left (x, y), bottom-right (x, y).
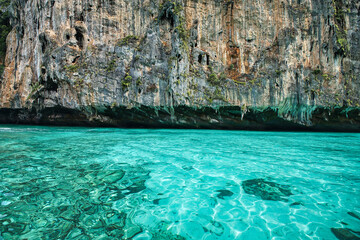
top-left (0, 0), bottom-right (11, 63)
top-left (122, 75), bottom-right (132, 90)
top-left (332, 0), bottom-right (350, 55)
top-left (117, 35), bottom-right (139, 47)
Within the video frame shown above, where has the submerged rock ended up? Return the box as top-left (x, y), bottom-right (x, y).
top-left (216, 190), bottom-right (234, 199)
top-left (348, 212), bottom-right (360, 221)
top-left (85, 170), bottom-right (125, 185)
top-left (242, 178), bottom-right (292, 201)
top-left (290, 201), bottom-right (304, 207)
top-left (150, 222), bottom-right (186, 240)
top-left (123, 218), bottom-right (142, 239)
top-left (0, 159), bottom-right (150, 239)
top-left (101, 170), bottom-right (126, 184)
top-left (122, 180), bottom-right (147, 195)
top-left (331, 228), bottom-right (360, 240)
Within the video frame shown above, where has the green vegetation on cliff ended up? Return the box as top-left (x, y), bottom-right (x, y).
top-left (0, 0), bottom-right (11, 76)
top-left (332, 0), bottom-right (350, 56)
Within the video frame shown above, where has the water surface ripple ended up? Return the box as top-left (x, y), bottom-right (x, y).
top-left (0, 126), bottom-right (359, 240)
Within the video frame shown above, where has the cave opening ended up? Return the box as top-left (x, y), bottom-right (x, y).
top-left (158, 1), bottom-right (176, 28)
top-left (198, 54), bottom-right (202, 64)
top-left (45, 76), bottom-right (58, 91)
top-left (39, 34), bottom-right (48, 53)
top-left (75, 28), bottom-right (84, 49)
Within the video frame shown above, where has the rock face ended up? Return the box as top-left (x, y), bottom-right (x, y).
top-left (0, 0), bottom-right (359, 130)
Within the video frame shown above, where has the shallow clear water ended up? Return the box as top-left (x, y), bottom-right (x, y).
top-left (0, 125), bottom-right (360, 240)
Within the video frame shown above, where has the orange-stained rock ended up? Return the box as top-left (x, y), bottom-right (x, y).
top-left (0, 0), bottom-right (359, 127)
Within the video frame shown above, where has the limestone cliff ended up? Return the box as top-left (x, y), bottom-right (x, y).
top-left (0, 0), bottom-right (359, 131)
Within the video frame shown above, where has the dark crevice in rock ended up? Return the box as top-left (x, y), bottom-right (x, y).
top-left (75, 28), bottom-right (84, 49)
top-left (39, 33), bottom-right (49, 53)
top-left (72, 56), bottom-right (80, 64)
top-left (158, 1), bottom-right (177, 28)
top-left (44, 75), bottom-right (58, 92)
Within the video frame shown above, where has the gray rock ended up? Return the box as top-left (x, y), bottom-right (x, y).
top-left (0, 0), bottom-right (359, 130)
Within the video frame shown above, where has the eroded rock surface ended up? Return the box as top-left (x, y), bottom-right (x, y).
top-left (0, 0), bottom-right (359, 130)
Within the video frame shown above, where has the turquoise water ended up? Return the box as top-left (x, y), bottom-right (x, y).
top-left (0, 125), bottom-right (360, 240)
